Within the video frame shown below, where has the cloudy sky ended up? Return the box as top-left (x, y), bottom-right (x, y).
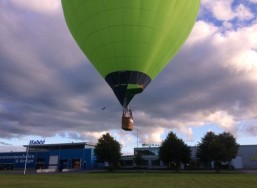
top-left (0, 0), bottom-right (257, 154)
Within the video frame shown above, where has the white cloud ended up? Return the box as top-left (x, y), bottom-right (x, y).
top-left (80, 131), bottom-right (107, 143)
top-left (222, 21), bottom-right (233, 30)
top-left (204, 111), bottom-right (236, 130)
top-left (186, 21), bottom-right (219, 44)
top-left (139, 127), bottom-right (165, 144)
top-left (188, 20), bottom-right (257, 80)
top-left (179, 127), bottom-right (194, 142)
top-left (202, 0), bottom-right (235, 21)
top-left (201, 0), bottom-right (255, 22)
top-left (10, 0), bottom-right (61, 14)
top-left (216, 25), bottom-right (257, 79)
top-left (235, 4), bottom-right (255, 21)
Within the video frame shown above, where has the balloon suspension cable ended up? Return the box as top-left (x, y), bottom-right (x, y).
top-left (122, 103), bottom-right (132, 118)
top-left (123, 105), bottom-right (129, 111)
top-left (123, 97), bottom-right (129, 111)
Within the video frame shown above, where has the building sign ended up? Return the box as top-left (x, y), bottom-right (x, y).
top-left (29, 140), bottom-right (45, 145)
top-left (0, 154), bottom-right (35, 164)
top-left (142, 143), bottom-right (160, 147)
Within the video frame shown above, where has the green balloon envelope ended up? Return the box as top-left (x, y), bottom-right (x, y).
top-left (62, 0), bottom-right (200, 108)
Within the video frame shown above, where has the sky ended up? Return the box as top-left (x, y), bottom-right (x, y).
top-left (0, 0), bottom-right (257, 154)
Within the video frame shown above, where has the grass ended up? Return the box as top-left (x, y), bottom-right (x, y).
top-left (0, 171), bottom-right (257, 188)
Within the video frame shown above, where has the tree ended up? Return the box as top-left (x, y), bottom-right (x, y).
top-left (213, 132), bottom-right (239, 171)
top-left (134, 152), bottom-right (144, 169)
top-left (196, 131), bottom-right (216, 169)
top-left (94, 133), bottom-right (122, 170)
top-left (197, 131), bottom-right (239, 172)
top-left (159, 132), bottom-right (191, 171)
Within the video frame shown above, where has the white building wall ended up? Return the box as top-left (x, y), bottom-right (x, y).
top-left (232, 156), bottom-right (243, 169)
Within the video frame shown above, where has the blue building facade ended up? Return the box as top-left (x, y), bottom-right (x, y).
top-left (0, 142), bottom-right (96, 171)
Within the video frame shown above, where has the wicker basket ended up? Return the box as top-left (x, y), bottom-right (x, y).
top-left (122, 116), bottom-right (134, 131)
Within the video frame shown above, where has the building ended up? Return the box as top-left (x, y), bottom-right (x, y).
top-left (120, 145), bottom-right (257, 169)
top-left (234, 145), bottom-right (257, 169)
top-left (1, 142), bottom-right (257, 171)
top-left (121, 146), bottom-right (164, 169)
top-left (0, 142), bottom-right (96, 172)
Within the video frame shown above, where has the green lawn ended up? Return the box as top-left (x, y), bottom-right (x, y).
top-left (0, 172), bottom-right (256, 188)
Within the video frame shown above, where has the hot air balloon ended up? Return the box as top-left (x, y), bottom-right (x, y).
top-left (62, 0), bottom-right (200, 131)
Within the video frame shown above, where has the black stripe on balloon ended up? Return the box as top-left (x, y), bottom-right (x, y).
top-left (105, 71), bottom-right (151, 107)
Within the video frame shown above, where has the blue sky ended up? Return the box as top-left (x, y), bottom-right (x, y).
top-left (0, 0), bottom-right (257, 154)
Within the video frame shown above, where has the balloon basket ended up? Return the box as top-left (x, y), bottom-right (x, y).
top-left (122, 109), bottom-right (134, 131)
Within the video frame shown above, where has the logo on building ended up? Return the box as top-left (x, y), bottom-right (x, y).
top-left (29, 140), bottom-right (45, 145)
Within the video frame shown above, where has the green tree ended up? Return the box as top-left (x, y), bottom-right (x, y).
top-left (196, 131), bottom-right (216, 169)
top-left (94, 133), bottom-right (122, 171)
top-left (159, 132), bottom-right (191, 171)
top-left (197, 131), bottom-right (239, 172)
top-left (213, 132), bottom-right (239, 171)
top-left (134, 152), bottom-right (144, 169)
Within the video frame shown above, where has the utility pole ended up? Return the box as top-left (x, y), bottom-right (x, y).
top-left (24, 142), bottom-right (30, 175)
top-left (137, 128), bottom-right (138, 148)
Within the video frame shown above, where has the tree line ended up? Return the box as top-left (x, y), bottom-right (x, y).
top-left (94, 131), bottom-right (239, 171)
top-left (159, 131), bottom-right (239, 171)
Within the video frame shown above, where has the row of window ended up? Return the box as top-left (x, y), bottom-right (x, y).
top-left (120, 159), bottom-right (161, 167)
